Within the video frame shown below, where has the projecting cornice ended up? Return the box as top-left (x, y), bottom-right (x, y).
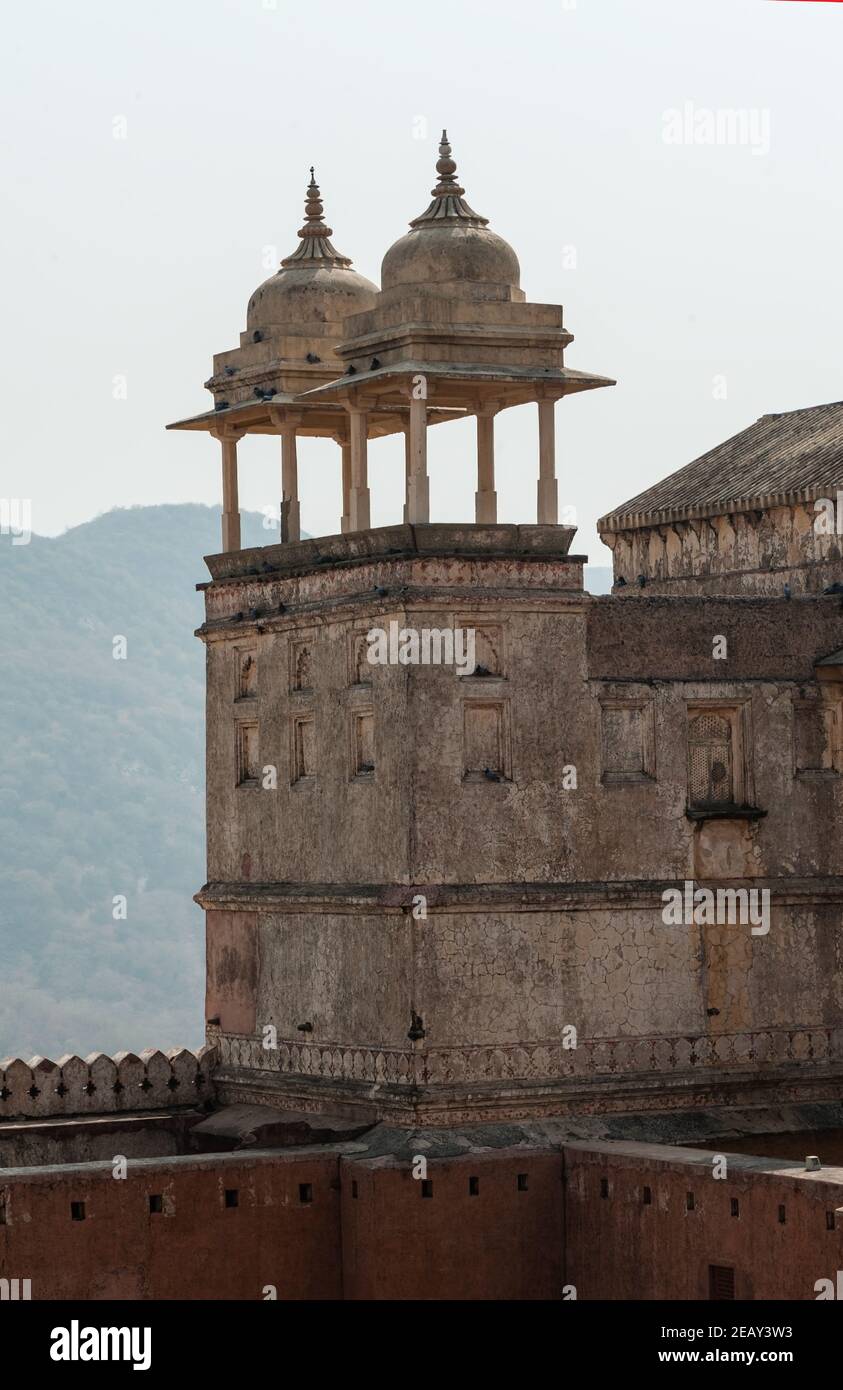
top-left (195, 877), bottom-right (843, 914)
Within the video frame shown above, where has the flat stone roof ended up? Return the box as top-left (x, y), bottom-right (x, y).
top-left (201, 522), bottom-right (581, 584)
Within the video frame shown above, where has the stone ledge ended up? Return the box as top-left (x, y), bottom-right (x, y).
top-left (203, 522), bottom-right (578, 583)
top-left (195, 876), bottom-right (843, 913)
top-left (686, 804), bottom-right (767, 823)
top-left (213, 1062), bottom-right (843, 1127)
top-left (188, 1103), bottom-right (373, 1152)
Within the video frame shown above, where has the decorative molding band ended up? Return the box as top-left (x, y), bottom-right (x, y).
top-left (217, 1028), bottom-right (842, 1089)
top-left (199, 584), bottom-right (587, 643)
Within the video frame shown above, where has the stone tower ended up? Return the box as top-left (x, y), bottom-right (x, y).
top-left (170, 138), bottom-right (843, 1130)
top-left (169, 136), bottom-right (617, 1124)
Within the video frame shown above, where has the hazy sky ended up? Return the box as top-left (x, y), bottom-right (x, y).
top-left (2, 0), bottom-right (840, 564)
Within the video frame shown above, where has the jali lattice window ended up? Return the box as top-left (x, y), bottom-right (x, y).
top-left (688, 711), bottom-right (734, 807)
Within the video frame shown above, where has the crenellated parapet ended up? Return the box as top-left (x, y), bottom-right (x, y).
top-left (0, 1046), bottom-right (217, 1121)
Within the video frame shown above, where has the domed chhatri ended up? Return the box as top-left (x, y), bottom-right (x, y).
top-left (247, 169), bottom-right (377, 332)
top-left (300, 128), bottom-right (614, 535)
top-left (169, 167), bottom-right (420, 554)
top-left (169, 131), bottom-right (615, 555)
top-left (381, 132), bottom-right (523, 302)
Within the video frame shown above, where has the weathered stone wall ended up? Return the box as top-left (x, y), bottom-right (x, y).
top-left (0, 1115), bottom-right (198, 1170)
top-left (199, 539), bottom-right (843, 1120)
top-left (203, 593), bottom-right (843, 886)
top-left (603, 501), bottom-right (843, 595)
top-left (208, 905), bottom-right (842, 1055)
top-left (586, 593), bottom-right (843, 680)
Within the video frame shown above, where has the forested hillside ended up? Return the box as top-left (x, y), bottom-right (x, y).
top-left (0, 505), bottom-right (267, 1057)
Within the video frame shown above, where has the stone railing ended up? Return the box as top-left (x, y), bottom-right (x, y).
top-left (217, 1028), bottom-right (843, 1088)
top-left (0, 1047), bottom-right (216, 1121)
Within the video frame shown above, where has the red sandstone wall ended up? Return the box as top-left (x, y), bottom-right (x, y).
top-left (4, 1140), bottom-right (843, 1300)
top-left (0, 1152), bottom-right (341, 1300)
top-left (564, 1143), bottom-right (843, 1301)
top-left (341, 1149), bottom-right (564, 1300)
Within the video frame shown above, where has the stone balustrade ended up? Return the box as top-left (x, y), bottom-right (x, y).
top-left (0, 1046), bottom-right (217, 1121)
top-left (216, 1027), bottom-right (843, 1089)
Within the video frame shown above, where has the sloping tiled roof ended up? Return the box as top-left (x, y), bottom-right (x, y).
top-left (600, 400), bottom-right (843, 533)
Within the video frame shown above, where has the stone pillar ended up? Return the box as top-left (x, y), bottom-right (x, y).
top-left (348, 407), bottom-right (370, 532)
top-left (217, 432), bottom-right (242, 553)
top-left (340, 440), bottom-right (352, 534)
top-left (280, 427), bottom-right (300, 543)
top-left (407, 395), bottom-right (429, 524)
top-left (475, 409), bottom-right (497, 524)
top-left (403, 426), bottom-right (411, 524)
top-left (537, 398), bottom-right (558, 525)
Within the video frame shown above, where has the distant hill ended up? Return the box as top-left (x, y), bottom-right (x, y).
top-left (0, 505), bottom-right (271, 1059)
top-left (0, 507), bottom-right (614, 1058)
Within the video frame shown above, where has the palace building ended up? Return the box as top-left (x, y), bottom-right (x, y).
top-left (2, 135), bottom-right (843, 1301)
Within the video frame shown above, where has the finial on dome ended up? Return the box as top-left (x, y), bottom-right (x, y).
top-left (409, 129), bottom-right (489, 229)
top-left (281, 167), bottom-right (353, 268)
top-left (299, 167), bottom-right (331, 237)
top-left (432, 130), bottom-right (461, 194)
